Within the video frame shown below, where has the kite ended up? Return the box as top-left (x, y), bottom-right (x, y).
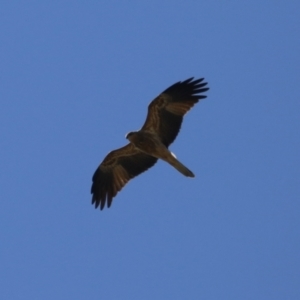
top-left (91, 77), bottom-right (209, 210)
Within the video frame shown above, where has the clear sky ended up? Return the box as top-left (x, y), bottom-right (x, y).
top-left (1, 1), bottom-right (299, 299)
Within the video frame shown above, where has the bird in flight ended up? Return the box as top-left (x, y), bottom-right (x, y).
top-left (91, 77), bottom-right (209, 210)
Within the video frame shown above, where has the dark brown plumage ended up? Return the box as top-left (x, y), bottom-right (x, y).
top-left (91, 77), bottom-right (209, 210)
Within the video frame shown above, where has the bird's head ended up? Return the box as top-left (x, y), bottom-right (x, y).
top-left (125, 131), bottom-right (136, 142)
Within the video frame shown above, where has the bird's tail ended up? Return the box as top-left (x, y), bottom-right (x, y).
top-left (167, 154), bottom-right (195, 177)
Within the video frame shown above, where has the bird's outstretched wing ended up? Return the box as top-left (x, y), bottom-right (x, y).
top-left (91, 143), bottom-right (157, 210)
top-left (142, 77), bottom-right (209, 147)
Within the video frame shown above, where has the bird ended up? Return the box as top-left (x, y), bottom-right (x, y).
top-left (91, 77), bottom-right (209, 210)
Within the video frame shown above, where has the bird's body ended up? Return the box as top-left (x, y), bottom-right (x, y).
top-left (126, 131), bottom-right (194, 177)
top-left (91, 77), bottom-right (209, 210)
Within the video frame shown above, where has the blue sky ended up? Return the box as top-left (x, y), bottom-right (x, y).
top-left (1, 1), bottom-right (299, 299)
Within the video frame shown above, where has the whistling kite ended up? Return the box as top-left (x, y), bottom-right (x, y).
top-left (91, 77), bottom-right (209, 210)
